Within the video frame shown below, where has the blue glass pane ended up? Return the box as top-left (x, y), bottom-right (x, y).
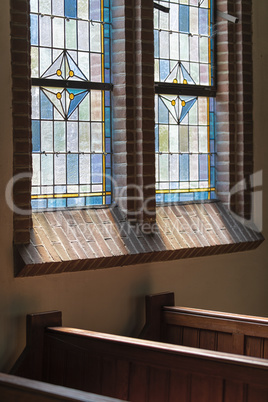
top-left (67, 90), bottom-right (88, 118)
top-left (105, 107), bottom-right (110, 122)
top-left (105, 138), bottom-right (111, 153)
top-left (210, 112), bottom-right (215, 139)
top-left (159, 100), bottom-right (169, 124)
top-left (199, 154), bottom-right (208, 181)
top-left (67, 197), bottom-right (85, 207)
top-left (106, 195), bottom-right (111, 204)
top-left (181, 64), bottom-right (195, 85)
top-left (180, 98), bottom-right (197, 122)
top-left (106, 168), bottom-right (112, 191)
top-left (40, 91), bottom-right (53, 119)
top-left (156, 194), bottom-right (164, 203)
top-left (164, 193), bottom-right (179, 203)
top-left (179, 5), bottom-right (189, 34)
top-left (106, 154), bottom-right (111, 168)
top-left (210, 0), bottom-right (214, 20)
top-left (210, 154), bottom-right (215, 166)
top-left (105, 69), bottom-right (110, 83)
top-left (86, 196), bottom-right (102, 205)
top-left (65, 0), bottom-right (77, 18)
top-left (48, 198), bottom-right (67, 208)
top-left (194, 191), bottom-right (208, 200)
top-left (199, 8), bottom-right (208, 36)
top-left (211, 191), bottom-right (217, 200)
top-left (30, 14), bottom-right (38, 45)
top-left (90, 0), bottom-right (100, 20)
top-left (31, 199), bottom-right (47, 209)
top-left (105, 91), bottom-right (110, 106)
top-left (67, 154), bottom-right (78, 184)
top-left (211, 167), bottom-right (216, 187)
top-left (154, 30), bottom-right (159, 58)
top-left (104, 0), bottom-right (109, 7)
top-left (180, 154), bottom-right (189, 181)
top-left (104, 38), bottom-right (110, 68)
top-left (104, 7), bottom-right (110, 23)
top-left (66, 55), bottom-right (87, 80)
top-left (105, 120), bottom-right (111, 137)
top-left (104, 22), bottom-right (110, 37)
top-left (210, 139), bottom-right (215, 153)
top-left (32, 120), bottom-right (40, 152)
top-left (160, 60), bottom-right (169, 81)
top-left (91, 154), bottom-right (103, 184)
top-left (180, 193), bottom-right (194, 202)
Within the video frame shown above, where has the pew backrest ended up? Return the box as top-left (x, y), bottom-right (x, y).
top-left (0, 372), bottom-right (123, 402)
top-left (162, 306), bottom-right (268, 357)
top-left (42, 326), bottom-right (268, 402)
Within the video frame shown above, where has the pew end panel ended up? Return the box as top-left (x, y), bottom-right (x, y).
top-left (11, 311), bottom-right (62, 380)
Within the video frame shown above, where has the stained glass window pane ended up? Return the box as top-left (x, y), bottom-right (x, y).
top-left (30, 0), bottom-right (112, 209)
top-left (154, 0), bottom-right (214, 86)
top-left (154, 0), bottom-right (216, 202)
top-left (155, 94), bottom-right (216, 201)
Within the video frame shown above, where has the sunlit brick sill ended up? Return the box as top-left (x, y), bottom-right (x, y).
top-left (14, 201), bottom-right (264, 277)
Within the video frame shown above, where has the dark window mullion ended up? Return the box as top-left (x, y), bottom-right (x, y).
top-left (31, 78), bottom-right (113, 91)
top-left (155, 82), bottom-right (216, 97)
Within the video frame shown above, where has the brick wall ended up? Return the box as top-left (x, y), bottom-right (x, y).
top-left (216, 0), bottom-right (254, 218)
top-left (10, 0), bottom-right (32, 244)
top-left (11, 0), bottom-right (254, 244)
top-left (112, 0), bottom-right (155, 224)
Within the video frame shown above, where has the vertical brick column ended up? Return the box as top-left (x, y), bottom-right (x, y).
top-left (134, 0), bottom-right (155, 224)
top-left (216, 0), bottom-right (253, 219)
top-left (235, 0), bottom-right (254, 219)
top-left (216, 0), bottom-right (231, 207)
top-left (10, 0), bottom-right (32, 244)
top-left (112, 0), bottom-right (135, 217)
top-left (112, 0), bottom-right (156, 225)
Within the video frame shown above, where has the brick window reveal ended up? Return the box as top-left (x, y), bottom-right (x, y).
top-left (11, 0), bottom-right (32, 244)
top-left (216, 0), bottom-right (254, 219)
top-left (10, 0), bottom-right (263, 275)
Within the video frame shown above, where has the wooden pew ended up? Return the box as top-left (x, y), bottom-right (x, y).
top-left (140, 292), bottom-right (268, 358)
top-left (11, 309), bottom-right (268, 401)
top-left (0, 372), bottom-right (122, 401)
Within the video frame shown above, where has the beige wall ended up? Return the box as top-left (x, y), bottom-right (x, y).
top-left (0, 1), bottom-right (267, 372)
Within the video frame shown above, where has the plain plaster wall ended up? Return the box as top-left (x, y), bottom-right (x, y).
top-left (0, 1), bottom-right (267, 372)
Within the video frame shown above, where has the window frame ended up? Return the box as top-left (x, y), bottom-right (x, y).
top-left (153, 0), bottom-right (217, 204)
top-left (30, 0), bottom-right (113, 210)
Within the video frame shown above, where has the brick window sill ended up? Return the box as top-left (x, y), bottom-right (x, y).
top-left (14, 201), bottom-right (264, 277)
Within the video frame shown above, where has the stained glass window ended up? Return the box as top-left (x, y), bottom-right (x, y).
top-left (30, 0), bottom-right (112, 209)
top-left (154, 0), bottom-right (216, 202)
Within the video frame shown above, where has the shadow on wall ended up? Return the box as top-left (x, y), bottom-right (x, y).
top-left (0, 296), bottom-right (39, 373)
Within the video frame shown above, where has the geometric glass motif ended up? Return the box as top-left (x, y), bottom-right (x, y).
top-left (160, 95), bottom-right (197, 123)
top-left (41, 51), bottom-right (88, 81)
top-left (41, 87), bottom-right (88, 119)
top-left (30, 0), bottom-right (112, 210)
top-left (164, 62), bottom-right (196, 85)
